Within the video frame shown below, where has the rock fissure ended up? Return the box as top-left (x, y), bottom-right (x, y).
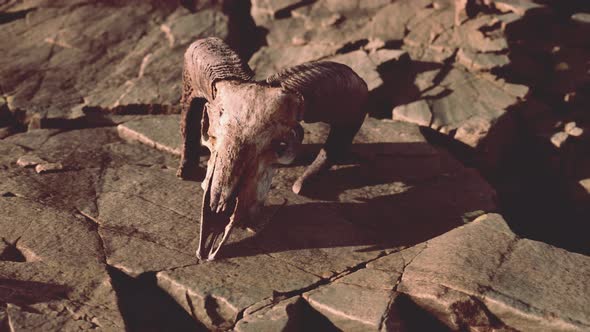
top-left (486, 236), bottom-right (521, 285)
top-left (80, 210), bottom-right (195, 261)
top-left (107, 190), bottom-right (195, 221)
top-left (74, 210), bottom-right (108, 265)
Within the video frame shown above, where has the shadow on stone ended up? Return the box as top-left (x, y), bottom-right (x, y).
top-left (222, 0), bottom-right (268, 61)
top-left (107, 267), bottom-right (207, 332)
top-left (0, 8), bottom-right (34, 25)
top-left (0, 279), bottom-right (71, 307)
top-left (297, 298), bottom-right (341, 332)
top-left (371, 59), bottom-right (444, 119)
top-left (437, 2), bottom-right (590, 255)
top-left (396, 295), bottom-right (452, 332)
top-left (0, 238), bottom-right (26, 262)
top-left (422, 99), bottom-right (589, 256)
top-left (221, 141), bottom-right (491, 258)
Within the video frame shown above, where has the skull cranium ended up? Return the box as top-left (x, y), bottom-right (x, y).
top-left (177, 38), bottom-right (368, 260)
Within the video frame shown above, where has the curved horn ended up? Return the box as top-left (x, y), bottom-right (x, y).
top-left (179, 38), bottom-right (254, 260)
top-left (178, 38), bottom-right (253, 180)
top-left (267, 61), bottom-right (367, 122)
top-left (186, 37), bottom-right (253, 101)
top-left (267, 61), bottom-right (369, 194)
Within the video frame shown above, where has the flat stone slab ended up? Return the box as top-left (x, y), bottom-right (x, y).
top-left (304, 268), bottom-right (401, 331)
top-left (295, 212), bottom-right (590, 331)
top-left (108, 115), bottom-right (495, 329)
top-left (398, 213), bottom-right (590, 331)
top-left (301, 244), bottom-right (427, 331)
top-left (118, 115), bottom-right (182, 156)
top-left (157, 255), bottom-right (321, 329)
top-left (0, 2), bottom-right (229, 128)
top-left (0, 197), bottom-right (125, 330)
top-left (96, 165), bottom-right (201, 276)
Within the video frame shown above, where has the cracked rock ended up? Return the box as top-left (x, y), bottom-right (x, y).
top-left (0, 197), bottom-right (125, 330)
top-left (2, 1), bottom-right (588, 330)
top-left (146, 118), bottom-right (495, 328)
top-left (392, 100), bottom-right (432, 127)
top-left (96, 165), bottom-right (201, 276)
top-left (0, 2), bottom-right (229, 128)
top-left (110, 115), bottom-right (498, 329)
top-left (234, 296), bottom-right (305, 332)
top-left (399, 213), bottom-right (590, 331)
top-left (249, 0), bottom-right (399, 81)
top-left (300, 245), bottom-right (428, 331)
top-left (304, 268), bottom-right (401, 331)
top-left (328, 49), bottom-right (408, 93)
top-left (157, 255), bottom-right (320, 330)
top-left (250, 0), bottom-right (309, 25)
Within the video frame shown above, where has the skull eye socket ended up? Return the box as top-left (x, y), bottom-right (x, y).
top-left (272, 140), bottom-right (289, 157)
top-left (272, 125), bottom-right (304, 165)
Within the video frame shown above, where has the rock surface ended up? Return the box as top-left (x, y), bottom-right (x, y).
top-left (0, 1), bottom-right (229, 128)
top-left (0, 111), bottom-right (500, 329)
top-left (146, 115), bottom-right (496, 329)
top-left (0, 197), bottom-right (125, 330)
top-left (2, 0), bottom-right (589, 330)
top-left (399, 214), bottom-right (590, 331)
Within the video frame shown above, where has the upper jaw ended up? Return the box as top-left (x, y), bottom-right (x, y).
top-left (197, 172), bottom-right (239, 261)
top-left (197, 151), bottom-right (273, 260)
top-left (197, 154), bottom-right (239, 261)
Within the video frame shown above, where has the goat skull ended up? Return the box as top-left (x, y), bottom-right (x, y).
top-left (177, 38), bottom-right (368, 260)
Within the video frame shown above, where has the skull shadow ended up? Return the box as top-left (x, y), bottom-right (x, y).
top-left (219, 141), bottom-right (495, 259)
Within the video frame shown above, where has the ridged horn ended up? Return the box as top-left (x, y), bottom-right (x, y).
top-left (266, 61), bottom-right (368, 123)
top-left (185, 37), bottom-right (253, 101)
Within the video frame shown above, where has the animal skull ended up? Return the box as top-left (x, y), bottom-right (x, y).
top-left (177, 37), bottom-right (368, 260)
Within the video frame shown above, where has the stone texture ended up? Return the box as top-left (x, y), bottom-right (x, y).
top-left (113, 114), bottom-right (498, 328)
top-left (34, 161), bottom-right (64, 174)
top-left (96, 165), bottom-right (201, 276)
top-left (392, 100), bottom-right (432, 127)
top-left (0, 197), bottom-right (125, 330)
top-left (399, 214), bottom-right (590, 331)
top-left (16, 154), bottom-right (46, 168)
top-left (328, 49), bottom-right (409, 93)
top-left (457, 47), bottom-right (511, 71)
top-left (492, 0), bottom-right (545, 16)
top-left (249, 0), bottom-right (405, 81)
top-left (297, 244), bottom-right (428, 331)
top-left (2, 1), bottom-right (589, 330)
top-left (251, 0), bottom-right (308, 25)
top-left (0, 2), bottom-right (229, 128)
top-left (234, 296), bottom-right (306, 332)
top-left (304, 268), bottom-right (400, 331)
top-left (157, 255), bottom-right (320, 330)
top-left (117, 115), bottom-right (182, 156)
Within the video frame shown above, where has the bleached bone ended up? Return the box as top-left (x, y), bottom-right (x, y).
top-left (178, 37), bottom-right (368, 260)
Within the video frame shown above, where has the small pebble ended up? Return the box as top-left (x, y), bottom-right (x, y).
top-left (550, 131), bottom-right (568, 148)
top-left (17, 154), bottom-right (46, 168)
top-left (35, 162), bottom-right (64, 174)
